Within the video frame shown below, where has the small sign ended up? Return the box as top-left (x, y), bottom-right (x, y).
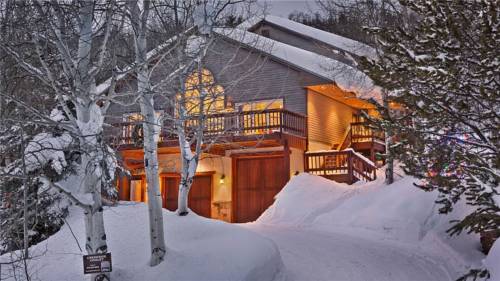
top-left (83, 253), bottom-right (112, 274)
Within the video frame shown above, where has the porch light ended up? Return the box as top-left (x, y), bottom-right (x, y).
top-left (219, 174), bottom-right (226, 184)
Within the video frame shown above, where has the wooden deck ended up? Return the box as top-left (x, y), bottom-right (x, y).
top-left (108, 108), bottom-right (308, 153)
top-left (304, 150), bottom-right (377, 184)
top-left (336, 121), bottom-right (385, 162)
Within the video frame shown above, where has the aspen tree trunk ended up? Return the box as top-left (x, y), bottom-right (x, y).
top-left (77, 103), bottom-right (110, 281)
top-left (177, 139), bottom-right (197, 216)
top-left (177, 65), bottom-right (204, 216)
top-left (382, 91), bottom-right (394, 185)
top-left (74, 3), bottom-right (111, 278)
top-left (129, 0), bottom-right (166, 266)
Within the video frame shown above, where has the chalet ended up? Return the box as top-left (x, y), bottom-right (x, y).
top-left (107, 16), bottom-right (385, 223)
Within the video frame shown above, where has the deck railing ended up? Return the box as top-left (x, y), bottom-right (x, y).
top-left (304, 149), bottom-right (377, 183)
top-left (110, 108), bottom-right (307, 146)
top-left (350, 122), bottom-right (385, 144)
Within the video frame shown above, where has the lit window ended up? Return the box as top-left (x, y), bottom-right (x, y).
top-left (122, 111), bottom-right (163, 144)
top-left (236, 99), bottom-right (283, 134)
top-left (237, 99), bottom-right (283, 111)
top-left (178, 68), bottom-right (225, 116)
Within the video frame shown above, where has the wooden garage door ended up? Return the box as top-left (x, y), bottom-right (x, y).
top-left (234, 154), bottom-right (289, 223)
top-left (162, 174), bottom-right (212, 218)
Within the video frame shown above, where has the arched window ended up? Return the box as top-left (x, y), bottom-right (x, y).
top-left (179, 68), bottom-right (225, 116)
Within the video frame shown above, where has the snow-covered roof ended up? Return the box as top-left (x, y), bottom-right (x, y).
top-left (238, 15), bottom-right (377, 59)
top-left (214, 28), bottom-right (379, 98)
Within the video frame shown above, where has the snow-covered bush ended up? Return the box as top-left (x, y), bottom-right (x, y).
top-left (359, 2), bottom-right (499, 278)
top-left (0, 125), bottom-right (73, 253)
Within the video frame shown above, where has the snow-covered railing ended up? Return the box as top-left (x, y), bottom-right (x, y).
top-left (110, 109), bottom-right (307, 146)
top-left (304, 149), bottom-right (376, 184)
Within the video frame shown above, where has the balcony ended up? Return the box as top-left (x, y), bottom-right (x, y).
top-left (350, 122), bottom-right (385, 145)
top-left (109, 108), bottom-right (308, 152)
top-left (304, 149), bottom-right (377, 184)
top-left (336, 121), bottom-right (385, 161)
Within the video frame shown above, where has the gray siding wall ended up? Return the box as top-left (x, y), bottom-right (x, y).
top-left (106, 36), bottom-right (329, 119)
top-left (203, 38), bottom-right (327, 114)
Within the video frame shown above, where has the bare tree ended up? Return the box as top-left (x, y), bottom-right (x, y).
top-left (115, 0), bottom-right (266, 219)
top-left (0, 1), bottom-right (122, 280)
top-left (126, 0), bottom-right (166, 266)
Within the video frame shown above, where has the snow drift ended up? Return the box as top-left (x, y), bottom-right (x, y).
top-left (485, 240), bottom-right (500, 281)
top-left (257, 173), bottom-right (485, 277)
top-left (0, 203), bottom-right (284, 281)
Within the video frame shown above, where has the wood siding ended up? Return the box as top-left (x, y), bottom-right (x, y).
top-left (106, 36), bottom-right (329, 119)
top-left (307, 89), bottom-right (357, 149)
top-left (232, 152), bottom-right (289, 223)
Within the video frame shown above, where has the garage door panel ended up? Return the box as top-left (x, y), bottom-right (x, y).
top-left (163, 177), bottom-right (179, 212)
top-left (162, 174), bottom-right (212, 218)
top-left (234, 154), bottom-right (289, 223)
top-left (189, 175), bottom-right (212, 218)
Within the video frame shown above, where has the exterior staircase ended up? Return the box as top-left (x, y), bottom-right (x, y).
top-left (304, 149), bottom-right (377, 184)
top-left (304, 122), bottom-right (384, 184)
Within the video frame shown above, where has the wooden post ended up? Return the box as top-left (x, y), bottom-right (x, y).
top-left (284, 140), bottom-right (291, 181)
top-left (280, 110), bottom-right (283, 134)
top-left (348, 150), bottom-right (354, 184)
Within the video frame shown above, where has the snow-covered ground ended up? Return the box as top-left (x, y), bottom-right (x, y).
top-left (247, 172), bottom-right (488, 281)
top-left (2, 171), bottom-right (496, 281)
top-left (0, 204), bottom-right (284, 281)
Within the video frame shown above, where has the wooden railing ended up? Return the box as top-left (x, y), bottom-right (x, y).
top-left (337, 126), bottom-right (352, 150)
top-left (110, 109), bottom-right (307, 146)
top-left (351, 122), bottom-right (385, 144)
top-left (304, 149), bottom-right (377, 183)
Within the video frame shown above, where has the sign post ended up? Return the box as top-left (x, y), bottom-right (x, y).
top-left (83, 253), bottom-right (112, 275)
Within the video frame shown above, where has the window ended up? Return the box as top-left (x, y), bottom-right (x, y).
top-left (236, 99), bottom-right (284, 134)
top-left (122, 111), bottom-right (163, 144)
top-left (178, 69), bottom-right (226, 133)
top-left (236, 99), bottom-right (283, 112)
top-left (178, 68), bottom-right (225, 116)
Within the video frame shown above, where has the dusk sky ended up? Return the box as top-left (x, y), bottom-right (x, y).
top-left (258, 0), bottom-right (319, 17)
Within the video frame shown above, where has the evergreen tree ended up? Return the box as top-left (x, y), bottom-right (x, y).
top-left (360, 1), bottom-right (499, 275)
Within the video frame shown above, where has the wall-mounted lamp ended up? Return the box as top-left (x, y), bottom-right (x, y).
top-left (219, 174), bottom-right (226, 184)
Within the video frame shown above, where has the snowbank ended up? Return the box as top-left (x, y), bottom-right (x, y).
top-left (485, 240), bottom-right (500, 281)
top-left (257, 173), bottom-right (484, 276)
top-left (257, 173), bottom-right (357, 227)
top-left (1, 203), bottom-right (284, 281)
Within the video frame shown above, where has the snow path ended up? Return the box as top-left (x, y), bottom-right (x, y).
top-left (245, 224), bottom-right (454, 281)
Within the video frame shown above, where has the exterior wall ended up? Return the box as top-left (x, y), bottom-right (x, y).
top-left (251, 22), bottom-right (355, 66)
top-left (308, 140), bottom-right (332, 151)
top-left (125, 153), bottom-right (232, 221)
top-left (203, 38), bottom-right (328, 115)
top-left (106, 36), bottom-right (329, 120)
top-left (307, 89), bottom-right (358, 150)
top-left (290, 147), bottom-right (304, 176)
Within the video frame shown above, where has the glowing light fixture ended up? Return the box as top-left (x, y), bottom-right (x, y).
top-left (219, 174), bottom-right (226, 184)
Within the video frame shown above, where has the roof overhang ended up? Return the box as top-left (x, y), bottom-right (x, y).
top-left (306, 84), bottom-right (377, 110)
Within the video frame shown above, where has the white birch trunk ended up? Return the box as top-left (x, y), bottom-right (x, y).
top-left (74, 3), bottom-right (111, 279)
top-left (177, 138), bottom-right (197, 216)
top-left (1, 2), bottom-right (116, 279)
top-left (76, 103), bottom-right (110, 281)
top-left (382, 91), bottom-right (394, 185)
top-left (129, 0), bottom-right (166, 266)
